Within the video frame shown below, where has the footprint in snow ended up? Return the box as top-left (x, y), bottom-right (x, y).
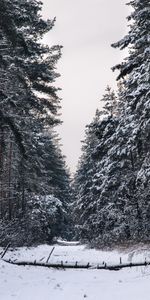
top-left (54, 283), bottom-right (63, 291)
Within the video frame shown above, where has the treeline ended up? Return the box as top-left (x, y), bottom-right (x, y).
top-left (0, 0), bottom-right (72, 246)
top-left (0, 0), bottom-right (149, 249)
top-left (73, 0), bottom-right (150, 247)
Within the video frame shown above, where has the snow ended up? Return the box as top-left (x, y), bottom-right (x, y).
top-left (1, 244), bottom-right (150, 300)
top-left (54, 239), bottom-right (80, 246)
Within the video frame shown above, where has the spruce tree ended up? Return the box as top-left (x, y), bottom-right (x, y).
top-left (73, 88), bottom-right (118, 243)
top-left (109, 0), bottom-right (150, 243)
top-left (73, 110), bottom-right (100, 240)
top-left (89, 0), bottom-right (150, 246)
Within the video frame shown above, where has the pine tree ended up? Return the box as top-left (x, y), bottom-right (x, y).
top-left (0, 0), bottom-right (72, 246)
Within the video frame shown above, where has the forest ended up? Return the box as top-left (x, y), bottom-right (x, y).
top-left (0, 0), bottom-right (149, 250)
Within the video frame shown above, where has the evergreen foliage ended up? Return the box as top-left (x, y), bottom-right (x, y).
top-left (73, 109), bottom-right (100, 240)
top-left (74, 0), bottom-right (150, 247)
top-left (0, 0), bottom-right (72, 246)
top-left (73, 88), bottom-right (118, 243)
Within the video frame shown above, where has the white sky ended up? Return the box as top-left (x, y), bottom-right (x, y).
top-left (42, 0), bottom-right (130, 173)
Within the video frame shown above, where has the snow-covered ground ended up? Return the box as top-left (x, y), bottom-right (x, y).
top-left (0, 244), bottom-right (150, 300)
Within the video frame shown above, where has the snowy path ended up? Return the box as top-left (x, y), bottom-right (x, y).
top-left (0, 244), bottom-right (150, 300)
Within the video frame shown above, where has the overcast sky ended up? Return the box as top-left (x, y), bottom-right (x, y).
top-left (42, 0), bottom-right (130, 173)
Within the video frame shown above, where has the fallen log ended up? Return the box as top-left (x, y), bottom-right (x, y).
top-left (2, 258), bottom-right (150, 271)
top-left (3, 259), bottom-right (92, 269)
